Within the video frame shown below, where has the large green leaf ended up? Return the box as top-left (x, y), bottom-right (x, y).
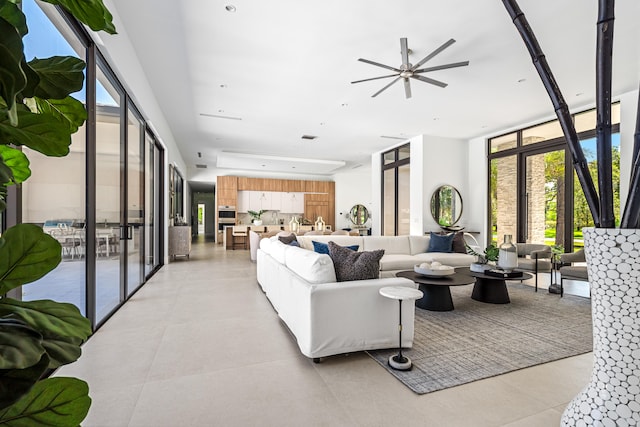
top-left (0, 0), bottom-right (27, 37)
top-left (0, 145), bottom-right (30, 183)
top-left (0, 17), bottom-right (27, 125)
top-left (0, 299), bottom-right (90, 367)
top-left (17, 59), bottom-right (39, 100)
top-left (0, 108), bottom-right (71, 156)
top-left (42, 0), bottom-right (116, 34)
top-left (0, 377), bottom-right (91, 426)
top-left (24, 96), bottom-right (86, 133)
top-left (28, 56), bottom-right (85, 100)
top-left (0, 353), bottom-right (49, 411)
top-left (0, 224), bottom-right (61, 294)
top-left (0, 318), bottom-right (44, 370)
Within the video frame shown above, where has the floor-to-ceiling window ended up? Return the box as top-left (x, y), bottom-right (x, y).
top-left (489, 104), bottom-right (620, 251)
top-left (20, 0), bottom-right (87, 313)
top-left (381, 144), bottom-right (410, 235)
top-left (15, 0), bottom-right (165, 330)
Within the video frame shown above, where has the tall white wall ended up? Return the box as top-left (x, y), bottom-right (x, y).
top-left (619, 89), bottom-right (639, 214)
top-left (333, 166), bottom-right (373, 231)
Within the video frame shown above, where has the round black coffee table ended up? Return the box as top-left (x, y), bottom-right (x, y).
top-left (396, 270), bottom-right (475, 311)
top-left (464, 268), bottom-right (533, 304)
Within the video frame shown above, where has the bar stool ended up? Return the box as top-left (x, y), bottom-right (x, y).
top-left (231, 226), bottom-right (249, 250)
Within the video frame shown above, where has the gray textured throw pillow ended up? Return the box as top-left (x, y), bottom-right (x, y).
top-left (327, 241), bottom-right (384, 282)
top-left (278, 233), bottom-right (297, 245)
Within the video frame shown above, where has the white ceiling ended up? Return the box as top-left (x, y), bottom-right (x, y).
top-left (107, 0), bottom-right (639, 188)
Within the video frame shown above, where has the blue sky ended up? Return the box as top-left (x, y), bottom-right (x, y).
top-left (581, 134), bottom-right (621, 161)
top-left (22, 0), bottom-right (115, 106)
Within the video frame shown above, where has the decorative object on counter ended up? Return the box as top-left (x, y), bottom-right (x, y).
top-left (466, 243), bottom-right (499, 272)
top-left (248, 209), bottom-right (266, 226)
top-left (497, 234), bottom-right (517, 272)
top-left (315, 216), bottom-right (325, 231)
top-left (289, 216), bottom-right (300, 233)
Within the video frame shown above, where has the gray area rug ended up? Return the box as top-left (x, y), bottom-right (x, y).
top-left (367, 283), bottom-right (592, 394)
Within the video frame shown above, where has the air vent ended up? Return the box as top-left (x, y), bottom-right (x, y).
top-left (380, 135), bottom-right (406, 140)
top-left (301, 135), bottom-right (318, 140)
top-left (195, 164), bottom-right (208, 169)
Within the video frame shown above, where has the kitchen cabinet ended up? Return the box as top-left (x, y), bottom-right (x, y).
top-left (237, 191), bottom-right (250, 212)
top-left (280, 192), bottom-right (304, 213)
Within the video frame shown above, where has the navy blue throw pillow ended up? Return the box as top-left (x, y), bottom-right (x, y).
top-left (427, 232), bottom-right (454, 253)
top-left (312, 241), bottom-right (359, 254)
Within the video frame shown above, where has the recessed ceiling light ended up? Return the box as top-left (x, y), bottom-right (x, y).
top-left (341, 103), bottom-right (348, 107)
top-left (225, 5), bottom-right (236, 12)
top-left (576, 92), bottom-right (584, 97)
top-left (197, 152), bottom-right (202, 158)
top-left (433, 117), bottom-right (439, 121)
top-left (517, 78), bottom-right (527, 83)
top-left (219, 84), bottom-right (227, 88)
top-left (301, 135), bottom-right (317, 140)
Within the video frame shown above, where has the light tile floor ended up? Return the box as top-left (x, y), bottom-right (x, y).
top-left (55, 237), bottom-right (593, 427)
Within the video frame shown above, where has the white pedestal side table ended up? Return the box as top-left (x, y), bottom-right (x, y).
top-left (379, 286), bottom-right (423, 371)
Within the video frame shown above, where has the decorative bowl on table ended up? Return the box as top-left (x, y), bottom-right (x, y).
top-left (414, 262), bottom-right (455, 277)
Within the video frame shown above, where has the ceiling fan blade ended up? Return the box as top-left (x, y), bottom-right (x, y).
top-left (414, 61), bottom-right (470, 73)
top-left (400, 38), bottom-right (410, 68)
top-left (372, 76), bottom-right (402, 97)
top-left (411, 38), bottom-right (456, 70)
top-left (411, 74), bottom-right (448, 88)
top-left (403, 78), bottom-right (412, 99)
top-left (351, 73), bottom-right (400, 84)
top-left (358, 58), bottom-right (400, 72)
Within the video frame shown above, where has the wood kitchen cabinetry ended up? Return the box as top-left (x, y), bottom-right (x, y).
top-left (217, 176), bottom-right (237, 207)
top-left (216, 176), bottom-right (335, 236)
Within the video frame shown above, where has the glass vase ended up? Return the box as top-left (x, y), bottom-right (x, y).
top-left (289, 216), bottom-right (299, 233)
top-left (497, 234), bottom-right (517, 271)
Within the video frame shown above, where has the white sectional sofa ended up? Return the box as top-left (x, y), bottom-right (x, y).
top-left (256, 234), bottom-right (476, 361)
top-left (297, 234), bottom-right (476, 276)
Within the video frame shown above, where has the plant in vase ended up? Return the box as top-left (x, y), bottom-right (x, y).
top-left (0, 0), bottom-right (116, 425)
top-left (248, 209), bottom-right (266, 226)
top-left (502, 1), bottom-right (640, 424)
top-left (466, 243), bottom-right (499, 272)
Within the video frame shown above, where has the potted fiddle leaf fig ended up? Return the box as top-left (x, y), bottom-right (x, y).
top-left (0, 0), bottom-right (115, 425)
top-left (502, 1), bottom-right (640, 425)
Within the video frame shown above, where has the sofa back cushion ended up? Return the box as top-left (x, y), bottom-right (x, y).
top-left (284, 245), bottom-right (337, 284)
top-left (297, 235), bottom-right (363, 251)
top-left (312, 240), bottom-right (359, 254)
top-left (327, 241), bottom-right (384, 282)
top-left (409, 235), bottom-right (430, 255)
top-left (361, 236), bottom-right (411, 254)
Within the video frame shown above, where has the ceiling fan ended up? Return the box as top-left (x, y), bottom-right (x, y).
top-left (351, 38), bottom-right (469, 99)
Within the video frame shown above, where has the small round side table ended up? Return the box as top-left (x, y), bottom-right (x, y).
top-left (379, 286), bottom-right (424, 371)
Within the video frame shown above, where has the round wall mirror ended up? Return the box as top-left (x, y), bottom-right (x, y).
top-left (430, 185), bottom-right (463, 227)
top-left (349, 204), bottom-right (370, 226)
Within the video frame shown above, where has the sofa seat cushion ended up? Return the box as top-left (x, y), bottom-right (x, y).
top-left (328, 241), bottom-right (384, 282)
top-left (517, 258), bottom-right (552, 273)
top-left (414, 252), bottom-right (476, 267)
top-left (378, 254), bottom-right (419, 271)
top-left (284, 245), bottom-right (336, 284)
